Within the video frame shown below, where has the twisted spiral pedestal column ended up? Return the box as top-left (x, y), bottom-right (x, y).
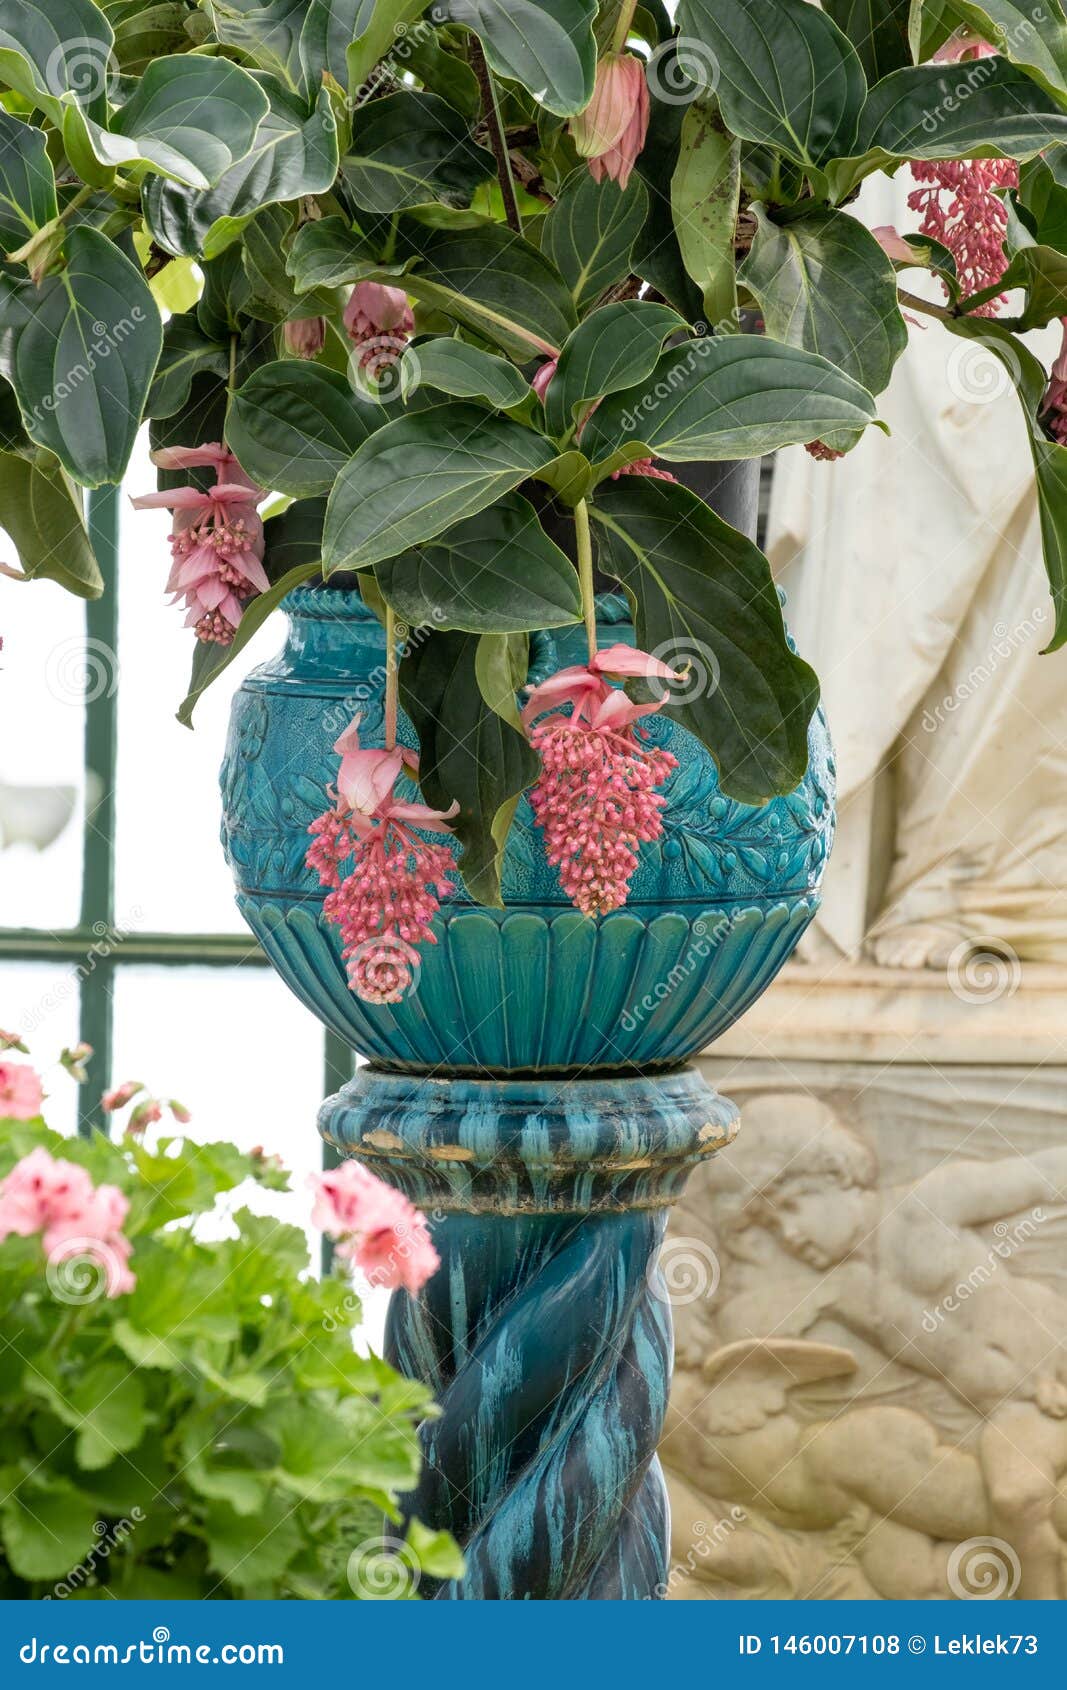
top-left (320, 1067), bottom-right (739, 1600)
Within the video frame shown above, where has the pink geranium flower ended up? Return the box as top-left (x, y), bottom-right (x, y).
top-left (524, 647), bottom-right (684, 916)
top-left (306, 716), bottom-right (458, 1004)
top-left (569, 53), bottom-right (649, 191)
top-left (131, 444), bottom-right (268, 645)
top-left (310, 1161), bottom-right (439, 1294)
top-left (0, 1061), bottom-right (43, 1119)
top-left (0, 1147), bottom-right (134, 1296)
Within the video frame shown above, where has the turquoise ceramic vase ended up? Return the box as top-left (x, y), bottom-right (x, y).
top-left (220, 469), bottom-right (835, 1599)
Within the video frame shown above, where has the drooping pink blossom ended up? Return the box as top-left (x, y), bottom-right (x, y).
top-left (101, 1080), bottom-right (143, 1113)
top-left (531, 358), bottom-right (558, 403)
top-left (0, 1030), bottom-right (28, 1054)
top-left (344, 281), bottom-right (415, 376)
top-left (1041, 317), bottom-right (1067, 444)
top-left (306, 715), bottom-right (458, 1004)
top-left (310, 1161), bottom-right (439, 1294)
top-left (871, 225), bottom-right (917, 264)
top-left (524, 647), bottom-right (683, 916)
top-left (932, 26), bottom-right (996, 63)
top-left (569, 53), bottom-right (650, 191)
top-left (169, 1099), bottom-right (192, 1124)
top-left (127, 1099), bottom-right (163, 1136)
top-left (283, 316), bottom-right (326, 359)
top-left (610, 458), bottom-right (678, 481)
top-left (131, 445), bottom-right (268, 646)
top-left (907, 158), bottom-right (1018, 313)
top-left (0, 1147), bottom-right (134, 1296)
top-left (0, 1061), bottom-right (43, 1119)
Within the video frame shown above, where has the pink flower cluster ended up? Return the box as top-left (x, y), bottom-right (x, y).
top-left (0, 1147), bottom-right (134, 1296)
top-left (306, 716), bottom-right (458, 1004)
top-left (310, 1161), bottom-right (439, 1294)
top-left (524, 646), bottom-right (682, 916)
top-left (131, 444), bottom-right (268, 645)
top-left (0, 1060), bottom-right (43, 1120)
top-left (908, 158), bottom-right (1018, 313)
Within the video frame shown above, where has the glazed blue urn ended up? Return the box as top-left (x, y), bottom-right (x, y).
top-left (219, 463), bottom-right (835, 1599)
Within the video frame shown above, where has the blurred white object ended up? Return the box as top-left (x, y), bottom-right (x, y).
top-left (0, 780), bottom-right (75, 851)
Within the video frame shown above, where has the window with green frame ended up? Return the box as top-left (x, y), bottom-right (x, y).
top-left (1, 468), bottom-right (347, 1233)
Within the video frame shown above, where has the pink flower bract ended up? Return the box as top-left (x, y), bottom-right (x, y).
top-left (907, 158), bottom-right (1017, 313)
top-left (569, 53), bottom-right (649, 191)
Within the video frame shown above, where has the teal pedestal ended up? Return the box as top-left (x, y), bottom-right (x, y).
top-left (320, 1067), bottom-right (739, 1600)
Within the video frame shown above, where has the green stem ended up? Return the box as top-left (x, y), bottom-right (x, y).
top-left (384, 604), bottom-right (398, 750)
top-left (612, 0), bottom-right (640, 52)
top-left (574, 499), bottom-right (597, 665)
top-left (382, 210), bottom-right (399, 264)
top-left (470, 37), bottom-right (523, 235)
top-left (897, 287), bottom-right (953, 324)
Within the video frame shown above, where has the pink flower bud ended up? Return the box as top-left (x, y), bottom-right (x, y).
top-left (101, 1080), bottom-right (143, 1113)
top-left (283, 316), bottom-right (326, 359)
top-left (569, 53), bottom-right (649, 192)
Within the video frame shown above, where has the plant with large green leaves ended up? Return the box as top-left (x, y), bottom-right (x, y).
top-left (3, 0), bottom-right (1067, 922)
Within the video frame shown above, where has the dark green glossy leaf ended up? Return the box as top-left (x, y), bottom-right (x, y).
top-left (947, 2), bottom-right (1067, 101)
top-left (104, 0), bottom-right (196, 73)
top-left (823, 0), bottom-right (912, 82)
top-left (591, 476), bottom-right (819, 801)
top-left (851, 58), bottom-right (1067, 169)
top-left (287, 215), bottom-right (379, 289)
top-left (178, 560), bottom-right (320, 725)
top-left (346, 0), bottom-right (428, 90)
top-left (0, 0), bottom-right (113, 126)
top-left (675, 0), bottom-right (866, 170)
top-left (738, 205), bottom-right (908, 437)
top-left (448, 0), bottom-right (598, 117)
top-left (544, 301), bottom-right (684, 440)
top-left (945, 315), bottom-right (1067, 647)
top-left (227, 361), bottom-right (384, 497)
top-left (0, 449), bottom-right (103, 597)
top-left (401, 338), bottom-right (532, 409)
top-left (146, 310), bottom-right (230, 420)
top-left (541, 169), bottom-right (648, 313)
top-left (400, 628), bottom-right (540, 905)
top-left (211, 0), bottom-right (307, 86)
top-left (0, 110), bottom-right (58, 255)
top-left (376, 492), bottom-right (580, 631)
top-left (396, 221), bottom-right (577, 358)
top-left (671, 97), bottom-right (739, 329)
top-left (300, 0), bottom-right (375, 87)
top-left (400, 29), bottom-right (481, 121)
top-left (631, 70), bottom-right (705, 322)
top-left (344, 91), bottom-right (494, 216)
top-left (261, 495), bottom-right (327, 574)
top-left (323, 401), bottom-right (558, 572)
top-left (88, 55), bottom-right (271, 188)
top-left (581, 335), bottom-right (879, 467)
top-left (143, 81), bottom-right (339, 259)
top-left (0, 226), bottom-right (162, 487)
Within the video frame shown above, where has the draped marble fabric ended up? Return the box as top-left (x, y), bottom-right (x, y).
top-left (767, 177), bottom-right (1067, 966)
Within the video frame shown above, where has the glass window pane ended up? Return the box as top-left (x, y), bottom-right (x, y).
top-left (0, 961), bottom-right (83, 1137)
top-left (111, 964), bottom-right (326, 1243)
top-left (0, 578), bottom-right (86, 930)
top-left (115, 432), bottom-right (290, 933)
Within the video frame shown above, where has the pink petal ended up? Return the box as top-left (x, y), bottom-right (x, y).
top-left (591, 644), bottom-right (684, 683)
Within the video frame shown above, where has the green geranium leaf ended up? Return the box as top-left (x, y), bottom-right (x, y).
top-left (0, 0), bottom-right (113, 126)
top-left (400, 628), bottom-right (540, 905)
top-left (227, 361), bottom-right (385, 497)
top-left (675, 0), bottom-right (866, 171)
top-left (739, 204), bottom-right (908, 448)
top-left (0, 110), bottom-right (58, 256)
top-left (544, 300), bottom-right (684, 440)
top-left (376, 492), bottom-right (581, 632)
top-left (395, 221), bottom-right (577, 359)
top-left (205, 1495), bottom-right (303, 1590)
top-left (581, 335), bottom-right (879, 466)
top-left (0, 450), bottom-right (102, 597)
top-left (143, 80), bottom-right (339, 259)
top-left (322, 401), bottom-right (558, 572)
top-left (72, 1365), bottom-right (147, 1471)
top-left (344, 91), bottom-right (495, 216)
top-left (447, 0), bottom-right (598, 117)
top-left (83, 55), bottom-right (271, 188)
top-left (1, 1478), bottom-right (100, 1581)
top-left (944, 315), bottom-right (1067, 648)
top-left (402, 338), bottom-right (532, 409)
top-left (591, 476), bottom-right (820, 802)
top-left (146, 310), bottom-right (230, 420)
top-left (671, 97), bottom-right (740, 330)
top-left (0, 226), bottom-right (162, 486)
top-left (542, 169), bottom-right (648, 314)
